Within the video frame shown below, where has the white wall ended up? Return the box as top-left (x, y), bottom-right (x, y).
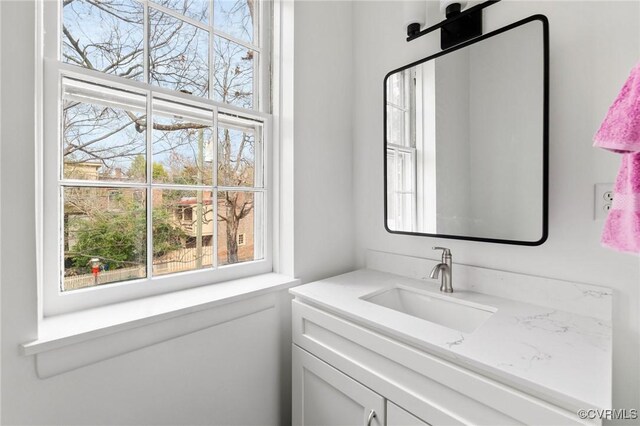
top-left (3, 299), bottom-right (290, 425)
top-left (293, 1), bottom-right (356, 283)
top-left (353, 0), bottom-right (640, 419)
top-left (434, 50), bottom-right (472, 235)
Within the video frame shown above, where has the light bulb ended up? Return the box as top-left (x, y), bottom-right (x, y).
top-left (403, 1), bottom-right (427, 29)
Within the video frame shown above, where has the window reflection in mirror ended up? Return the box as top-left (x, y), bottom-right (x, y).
top-left (386, 69), bottom-right (417, 232)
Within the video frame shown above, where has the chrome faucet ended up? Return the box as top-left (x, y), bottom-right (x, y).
top-left (429, 247), bottom-right (453, 293)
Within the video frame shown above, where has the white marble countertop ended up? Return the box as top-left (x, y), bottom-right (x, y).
top-left (290, 269), bottom-right (612, 411)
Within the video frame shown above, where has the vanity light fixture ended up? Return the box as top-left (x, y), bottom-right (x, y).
top-left (403, 1), bottom-right (427, 38)
top-left (406, 0), bottom-right (501, 50)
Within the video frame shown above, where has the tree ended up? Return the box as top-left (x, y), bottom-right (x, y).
top-left (69, 197), bottom-right (187, 272)
top-left (219, 190), bottom-right (253, 264)
top-left (71, 207), bottom-right (146, 271)
top-left (127, 154), bottom-right (170, 181)
top-left (149, 207), bottom-right (187, 257)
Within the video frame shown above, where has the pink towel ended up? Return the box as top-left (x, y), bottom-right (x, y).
top-left (594, 62), bottom-right (640, 253)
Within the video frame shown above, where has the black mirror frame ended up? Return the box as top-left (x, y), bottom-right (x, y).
top-left (383, 14), bottom-right (549, 246)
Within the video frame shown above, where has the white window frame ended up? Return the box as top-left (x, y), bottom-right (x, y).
top-left (40, 0), bottom-right (274, 316)
top-left (386, 69), bottom-right (417, 232)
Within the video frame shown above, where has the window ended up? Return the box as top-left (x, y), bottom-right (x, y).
top-left (386, 69), bottom-right (417, 232)
top-left (42, 0), bottom-right (272, 314)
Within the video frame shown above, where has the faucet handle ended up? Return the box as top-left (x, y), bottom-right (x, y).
top-left (432, 246), bottom-right (451, 258)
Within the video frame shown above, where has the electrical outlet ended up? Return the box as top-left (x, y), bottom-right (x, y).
top-left (594, 183), bottom-right (614, 220)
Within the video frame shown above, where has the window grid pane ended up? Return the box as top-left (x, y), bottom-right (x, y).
top-left (62, 0), bottom-right (145, 80)
top-left (152, 188), bottom-right (215, 276)
top-left (62, 79), bottom-right (148, 183)
top-left (152, 98), bottom-right (215, 185)
top-left (214, 0), bottom-right (258, 45)
top-left (217, 119), bottom-right (262, 187)
top-left (213, 35), bottom-right (258, 109)
top-left (217, 191), bottom-right (263, 266)
top-left (62, 186), bottom-right (148, 291)
top-left (149, 7), bottom-right (210, 98)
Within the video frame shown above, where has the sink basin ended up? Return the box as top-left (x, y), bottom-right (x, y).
top-left (362, 286), bottom-right (496, 333)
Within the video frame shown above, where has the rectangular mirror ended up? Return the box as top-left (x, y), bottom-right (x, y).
top-left (384, 15), bottom-right (548, 245)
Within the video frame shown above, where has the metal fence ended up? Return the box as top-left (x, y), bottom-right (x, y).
top-left (153, 246), bottom-right (214, 274)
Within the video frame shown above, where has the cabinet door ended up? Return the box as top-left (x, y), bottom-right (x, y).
top-left (293, 345), bottom-right (384, 426)
top-left (387, 401), bottom-right (431, 426)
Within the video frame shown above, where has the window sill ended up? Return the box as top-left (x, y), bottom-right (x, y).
top-left (22, 273), bottom-right (299, 378)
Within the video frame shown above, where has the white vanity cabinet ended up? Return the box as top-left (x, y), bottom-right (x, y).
top-left (291, 298), bottom-right (595, 426)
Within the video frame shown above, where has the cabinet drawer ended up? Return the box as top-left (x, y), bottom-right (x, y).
top-left (292, 299), bottom-right (591, 426)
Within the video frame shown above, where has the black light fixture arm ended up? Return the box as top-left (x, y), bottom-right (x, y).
top-left (406, 0), bottom-right (501, 43)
